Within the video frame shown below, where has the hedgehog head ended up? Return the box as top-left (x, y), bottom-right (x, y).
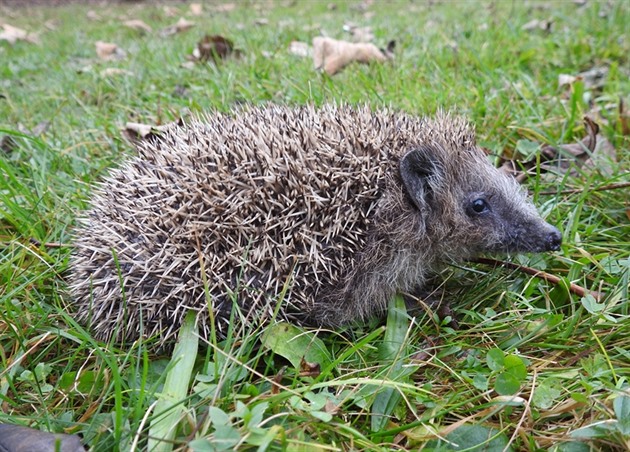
top-left (397, 123), bottom-right (561, 261)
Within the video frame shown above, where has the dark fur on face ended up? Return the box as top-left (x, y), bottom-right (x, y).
top-left (69, 104), bottom-right (561, 345)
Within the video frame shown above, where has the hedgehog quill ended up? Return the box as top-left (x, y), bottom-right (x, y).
top-left (69, 104), bottom-right (562, 346)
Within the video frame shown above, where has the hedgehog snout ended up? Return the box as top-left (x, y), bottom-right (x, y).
top-left (545, 226), bottom-right (562, 252)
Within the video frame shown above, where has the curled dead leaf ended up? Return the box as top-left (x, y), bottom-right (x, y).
top-left (299, 358), bottom-right (321, 377)
top-left (501, 117), bottom-right (617, 182)
top-left (324, 400), bottom-right (340, 415)
top-left (86, 10), bottom-right (101, 21)
top-left (0, 23), bottom-right (39, 44)
top-left (343, 22), bottom-right (374, 42)
top-left (1, 121), bottom-right (50, 155)
top-left (189, 3), bottom-right (203, 16)
top-left (122, 122), bottom-right (171, 146)
top-left (271, 366), bottom-right (286, 395)
top-left (312, 36), bottom-right (394, 75)
top-left (558, 66), bottom-right (608, 90)
top-left (161, 17), bottom-right (195, 36)
top-left (522, 18), bottom-right (553, 32)
top-left (162, 6), bottom-right (179, 18)
top-left (101, 68), bottom-right (133, 77)
top-left (123, 19), bottom-right (152, 33)
top-left (95, 41), bottom-right (126, 61)
top-left (214, 3), bottom-right (236, 13)
top-left (289, 41), bottom-right (310, 58)
top-left (191, 35), bottom-right (240, 63)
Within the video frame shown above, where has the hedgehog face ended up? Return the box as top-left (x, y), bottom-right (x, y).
top-left (399, 145), bottom-right (562, 258)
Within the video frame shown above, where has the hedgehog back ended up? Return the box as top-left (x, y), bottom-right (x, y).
top-left (70, 105), bottom-right (426, 343)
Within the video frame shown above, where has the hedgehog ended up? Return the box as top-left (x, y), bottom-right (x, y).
top-left (68, 104), bottom-right (562, 346)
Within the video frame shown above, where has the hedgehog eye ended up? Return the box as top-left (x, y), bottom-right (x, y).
top-left (468, 198), bottom-right (490, 216)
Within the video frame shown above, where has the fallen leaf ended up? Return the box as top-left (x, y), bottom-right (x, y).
top-left (312, 36), bottom-right (394, 75)
top-left (501, 117), bottom-right (617, 181)
top-left (0, 23), bottom-right (39, 44)
top-left (343, 22), bottom-right (374, 42)
top-left (189, 3), bottom-right (203, 16)
top-left (214, 3), bottom-right (236, 12)
top-left (122, 121), bottom-right (171, 145)
top-left (101, 68), bottom-right (133, 77)
top-left (522, 18), bottom-right (553, 32)
top-left (558, 67), bottom-right (608, 90)
top-left (299, 358), bottom-right (321, 377)
top-left (191, 34), bottom-right (240, 62)
top-left (160, 17), bottom-right (195, 36)
top-left (162, 6), bottom-right (179, 17)
top-left (324, 400), bottom-right (340, 415)
top-left (95, 41), bottom-right (126, 61)
top-left (288, 41), bottom-right (310, 58)
top-left (86, 10), bottom-right (101, 21)
top-left (123, 19), bottom-right (152, 33)
top-left (271, 366), bottom-right (286, 395)
top-left (557, 73), bottom-right (577, 87)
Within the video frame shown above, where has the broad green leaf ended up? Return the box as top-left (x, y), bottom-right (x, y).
top-left (486, 348), bottom-right (505, 372)
top-left (213, 425), bottom-right (242, 451)
top-left (424, 424), bottom-right (512, 451)
top-left (533, 380), bottom-right (562, 409)
top-left (261, 322), bottom-right (331, 369)
top-left (372, 295), bottom-right (409, 432)
top-left (148, 310), bottom-right (199, 452)
top-left (569, 420), bottom-right (619, 439)
top-left (503, 355), bottom-right (527, 381)
top-left (581, 294), bottom-right (605, 314)
top-left (550, 442), bottom-right (592, 452)
top-left (613, 392), bottom-right (630, 435)
top-left (495, 373), bottom-right (521, 396)
top-left (208, 406), bottom-right (230, 427)
top-left (473, 374), bottom-right (489, 391)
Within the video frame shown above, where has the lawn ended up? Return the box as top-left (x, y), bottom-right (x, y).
top-left (1, 1), bottom-right (629, 450)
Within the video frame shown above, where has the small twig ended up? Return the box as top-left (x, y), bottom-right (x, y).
top-left (470, 257), bottom-right (602, 301)
top-left (539, 181), bottom-right (630, 196)
top-left (28, 238), bottom-right (65, 248)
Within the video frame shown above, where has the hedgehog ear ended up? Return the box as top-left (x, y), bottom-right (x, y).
top-left (400, 147), bottom-right (441, 211)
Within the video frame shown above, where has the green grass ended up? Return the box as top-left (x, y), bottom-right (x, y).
top-left (1, 1), bottom-right (629, 450)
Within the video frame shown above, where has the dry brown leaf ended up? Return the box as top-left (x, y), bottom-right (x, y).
top-left (122, 122), bottom-right (172, 146)
top-left (558, 66), bottom-right (608, 90)
top-left (160, 17), bottom-right (195, 36)
top-left (1, 121), bottom-right (50, 155)
top-left (191, 35), bottom-right (239, 63)
top-left (298, 358), bottom-right (321, 377)
top-left (0, 23), bottom-right (39, 44)
top-left (162, 6), bottom-right (179, 17)
top-left (214, 3), bottom-right (236, 13)
top-left (189, 3), bottom-right (203, 16)
top-left (343, 22), bottom-right (374, 42)
top-left (522, 18), bottom-right (553, 32)
top-left (288, 41), bottom-right (310, 58)
top-left (101, 68), bottom-right (133, 77)
top-left (86, 10), bottom-right (101, 21)
top-left (123, 19), bottom-right (152, 33)
top-left (324, 400), bottom-right (340, 415)
top-left (501, 117), bottom-right (617, 181)
top-left (312, 36), bottom-right (394, 75)
top-left (95, 41), bottom-right (126, 61)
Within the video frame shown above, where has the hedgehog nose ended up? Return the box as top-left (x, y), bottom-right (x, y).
top-left (546, 227), bottom-right (562, 251)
